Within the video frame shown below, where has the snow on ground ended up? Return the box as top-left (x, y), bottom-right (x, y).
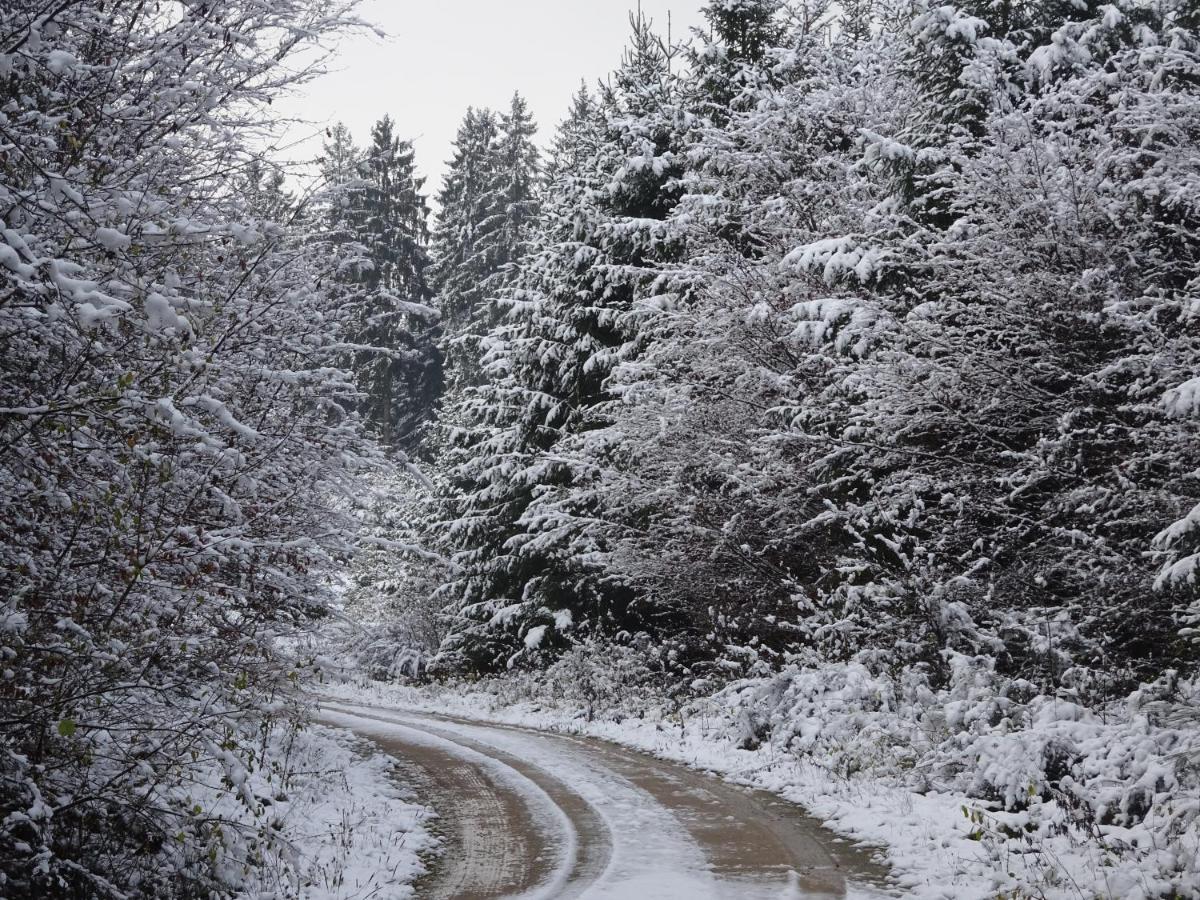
top-left (194, 720), bottom-right (437, 899)
top-left (280, 724), bottom-right (437, 899)
top-left (316, 676), bottom-right (979, 899)
top-left (313, 664), bottom-right (1200, 900)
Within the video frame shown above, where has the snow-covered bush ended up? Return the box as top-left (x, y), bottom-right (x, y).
top-left (342, 471), bottom-right (449, 650)
top-left (0, 1), bottom-right (373, 895)
top-left (534, 638), bottom-right (675, 721)
top-left (706, 660), bottom-right (1200, 898)
top-left (264, 724), bottom-right (434, 900)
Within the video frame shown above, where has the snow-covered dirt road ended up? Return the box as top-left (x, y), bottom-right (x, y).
top-left (320, 701), bottom-right (890, 899)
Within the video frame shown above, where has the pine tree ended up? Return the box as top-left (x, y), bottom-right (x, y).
top-left (321, 117), bottom-right (440, 449)
top-left (430, 96), bottom-right (540, 393)
top-left (431, 17), bottom-right (691, 672)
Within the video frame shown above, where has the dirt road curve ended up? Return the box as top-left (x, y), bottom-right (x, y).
top-left (320, 702), bottom-right (891, 900)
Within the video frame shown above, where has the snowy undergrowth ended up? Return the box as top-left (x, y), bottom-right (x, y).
top-left (314, 651), bottom-right (1200, 900)
top-left (278, 725), bottom-right (436, 899)
top-left (189, 720), bottom-right (435, 899)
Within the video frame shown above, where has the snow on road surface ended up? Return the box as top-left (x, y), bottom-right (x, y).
top-left (320, 701), bottom-right (891, 899)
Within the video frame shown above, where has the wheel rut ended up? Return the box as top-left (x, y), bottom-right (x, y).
top-left (320, 706), bottom-right (611, 899)
top-left (320, 700), bottom-right (892, 899)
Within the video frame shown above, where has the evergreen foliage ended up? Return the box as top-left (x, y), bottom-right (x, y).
top-left (416, 0), bottom-right (1200, 695)
top-left (430, 95), bottom-right (540, 392)
top-left (427, 14), bottom-right (691, 671)
top-left (320, 117), bottom-right (440, 449)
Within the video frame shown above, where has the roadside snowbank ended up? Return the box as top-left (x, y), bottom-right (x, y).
top-left (312, 654), bottom-right (1200, 900)
top-left (183, 719), bottom-right (436, 899)
top-left (274, 724), bottom-right (436, 899)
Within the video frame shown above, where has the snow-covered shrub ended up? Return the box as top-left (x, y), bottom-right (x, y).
top-left (704, 660), bottom-right (1200, 898)
top-left (535, 638), bottom-right (675, 721)
top-left (0, 1), bottom-right (371, 895)
top-left (265, 724), bottom-right (434, 899)
top-left (343, 624), bottom-right (433, 682)
top-left (342, 471), bottom-right (450, 654)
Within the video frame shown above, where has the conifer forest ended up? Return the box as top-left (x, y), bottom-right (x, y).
top-left (3, 1), bottom-right (1200, 897)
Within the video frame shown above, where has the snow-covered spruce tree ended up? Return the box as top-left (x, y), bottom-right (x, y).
top-left (487, 93), bottom-right (541, 299)
top-left (502, 0), bottom-right (1199, 693)
top-left (320, 117), bottom-right (440, 450)
top-left (428, 88), bottom-right (607, 673)
top-left (430, 106), bottom-right (502, 389)
top-left (396, 97), bottom-right (542, 674)
top-left (430, 95), bottom-right (540, 394)
top-left (317, 122), bottom-right (362, 242)
top-left (0, 1), bottom-right (370, 895)
top-left (431, 18), bottom-right (692, 672)
top-left (359, 116), bottom-right (440, 449)
top-left (690, 0), bottom-right (789, 118)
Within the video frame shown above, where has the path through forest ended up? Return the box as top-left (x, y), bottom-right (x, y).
top-left (320, 702), bottom-right (892, 899)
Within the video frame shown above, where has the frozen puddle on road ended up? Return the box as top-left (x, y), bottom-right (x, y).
top-left (320, 702), bottom-right (891, 900)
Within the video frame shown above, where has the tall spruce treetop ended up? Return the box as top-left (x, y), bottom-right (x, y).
top-left (321, 122), bottom-right (362, 189)
top-left (431, 106), bottom-right (501, 334)
top-left (549, 83), bottom-right (602, 176)
top-left (319, 121), bottom-right (363, 253)
top-left (690, 0), bottom-right (787, 117)
top-left (492, 93), bottom-right (541, 275)
top-left (430, 96), bottom-right (540, 392)
top-left (705, 0), bottom-right (786, 57)
top-left (430, 15), bottom-right (690, 672)
top-left (361, 116), bottom-right (431, 302)
top-left (320, 117), bottom-right (440, 449)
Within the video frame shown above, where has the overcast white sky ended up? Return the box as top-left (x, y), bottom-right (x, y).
top-left (277, 0), bottom-right (707, 195)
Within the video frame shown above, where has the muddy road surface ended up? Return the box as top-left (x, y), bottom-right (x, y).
top-left (320, 701), bottom-right (891, 900)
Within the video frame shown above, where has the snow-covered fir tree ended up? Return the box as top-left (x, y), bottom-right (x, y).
top-left (428, 15), bottom-right (692, 671)
top-left (320, 117), bottom-right (440, 450)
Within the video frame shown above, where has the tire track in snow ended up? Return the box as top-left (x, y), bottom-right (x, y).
top-left (322, 701), bottom-right (891, 899)
top-left (320, 707), bottom-right (611, 899)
